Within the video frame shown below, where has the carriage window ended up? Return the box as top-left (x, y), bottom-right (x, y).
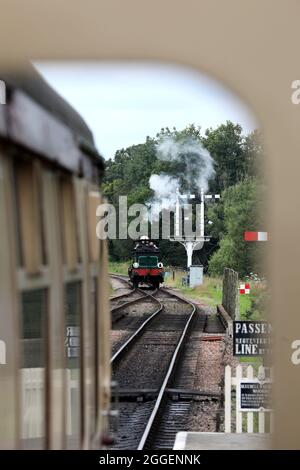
top-left (20, 288), bottom-right (47, 449)
top-left (61, 177), bottom-right (79, 270)
top-left (65, 282), bottom-right (81, 448)
top-left (15, 160), bottom-right (44, 273)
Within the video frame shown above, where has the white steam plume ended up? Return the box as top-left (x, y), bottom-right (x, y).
top-left (149, 135), bottom-right (215, 215)
top-left (149, 174), bottom-right (178, 217)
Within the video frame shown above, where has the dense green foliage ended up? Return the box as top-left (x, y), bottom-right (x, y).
top-left (102, 121), bottom-right (265, 276)
top-left (207, 178), bottom-right (266, 277)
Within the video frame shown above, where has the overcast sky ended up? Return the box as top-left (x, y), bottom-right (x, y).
top-left (35, 61), bottom-right (258, 160)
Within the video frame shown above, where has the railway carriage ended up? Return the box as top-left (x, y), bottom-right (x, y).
top-left (0, 66), bottom-right (111, 449)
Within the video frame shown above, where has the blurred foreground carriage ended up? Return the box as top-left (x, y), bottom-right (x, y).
top-left (0, 65), bottom-right (111, 449)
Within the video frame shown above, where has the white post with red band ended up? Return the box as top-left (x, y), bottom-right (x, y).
top-left (244, 231), bottom-right (268, 241)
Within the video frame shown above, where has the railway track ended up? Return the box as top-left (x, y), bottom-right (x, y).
top-left (110, 288), bottom-right (153, 323)
top-left (110, 274), bottom-right (155, 312)
top-left (136, 290), bottom-right (196, 450)
top-left (109, 274), bottom-right (225, 450)
top-left (110, 275), bottom-right (164, 355)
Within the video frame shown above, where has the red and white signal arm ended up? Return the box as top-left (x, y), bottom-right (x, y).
top-left (244, 231), bottom-right (268, 241)
top-left (240, 283), bottom-right (250, 294)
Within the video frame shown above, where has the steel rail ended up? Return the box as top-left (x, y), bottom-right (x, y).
top-left (109, 273), bottom-right (129, 279)
top-left (110, 274), bottom-right (165, 364)
top-left (137, 290), bottom-right (197, 450)
top-left (110, 291), bottom-right (151, 313)
top-left (110, 289), bottom-right (136, 301)
top-left (110, 274), bottom-right (151, 314)
top-left (109, 274), bottom-right (134, 301)
top-left (111, 289), bottom-right (163, 364)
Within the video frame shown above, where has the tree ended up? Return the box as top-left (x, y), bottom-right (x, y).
top-left (202, 121), bottom-right (251, 192)
top-left (208, 178), bottom-right (266, 277)
top-left (101, 123), bottom-right (264, 272)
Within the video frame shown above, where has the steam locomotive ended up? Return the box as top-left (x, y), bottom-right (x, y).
top-left (128, 237), bottom-right (164, 289)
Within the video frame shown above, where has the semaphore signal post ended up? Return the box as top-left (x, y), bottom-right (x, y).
top-left (170, 187), bottom-right (220, 270)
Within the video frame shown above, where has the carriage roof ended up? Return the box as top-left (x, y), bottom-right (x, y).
top-left (0, 64), bottom-right (104, 180)
top-left (2, 64), bottom-right (94, 145)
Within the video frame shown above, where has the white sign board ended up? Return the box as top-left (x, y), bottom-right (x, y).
top-left (237, 378), bottom-right (272, 412)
